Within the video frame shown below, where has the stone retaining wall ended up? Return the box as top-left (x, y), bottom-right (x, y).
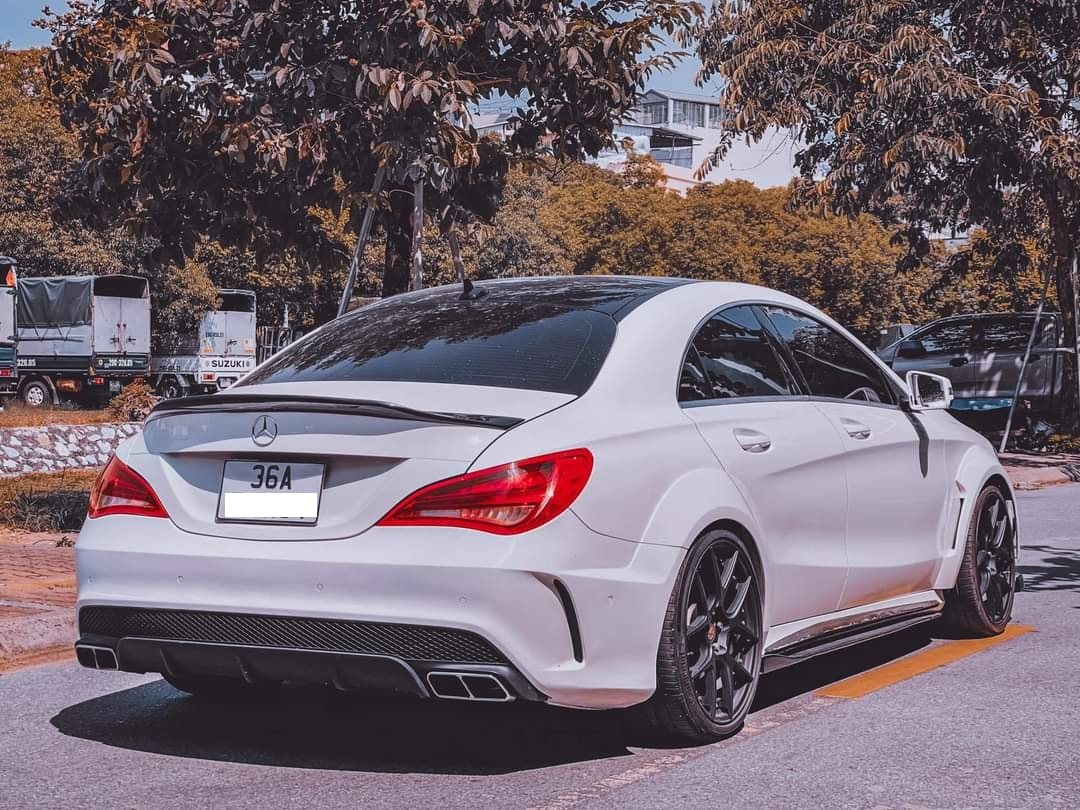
top-left (0, 423), bottom-right (141, 476)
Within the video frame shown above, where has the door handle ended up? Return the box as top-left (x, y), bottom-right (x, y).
top-left (949, 356), bottom-right (969, 367)
top-left (841, 418), bottom-right (873, 440)
top-left (1028, 354), bottom-right (1041, 362)
top-left (733, 428), bottom-right (772, 453)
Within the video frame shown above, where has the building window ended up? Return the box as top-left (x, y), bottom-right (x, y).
top-left (639, 101), bottom-right (668, 125)
top-left (672, 100), bottom-right (706, 128)
top-left (708, 105), bottom-right (725, 129)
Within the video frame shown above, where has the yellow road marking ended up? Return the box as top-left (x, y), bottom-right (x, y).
top-left (816, 623), bottom-right (1034, 699)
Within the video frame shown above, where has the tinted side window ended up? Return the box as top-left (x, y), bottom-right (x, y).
top-left (679, 346), bottom-right (711, 402)
top-left (681, 306), bottom-right (794, 402)
top-left (762, 307), bottom-right (895, 404)
top-left (976, 316), bottom-right (1054, 351)
top-left (917, 320), bottom-right (972, 355)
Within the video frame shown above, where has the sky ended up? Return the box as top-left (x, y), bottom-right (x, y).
top-left (2, 0), bottom-right (62, 47)
top-left (1, 1), bottom-right (797, 187)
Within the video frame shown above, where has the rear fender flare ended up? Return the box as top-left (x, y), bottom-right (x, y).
top-left (640, 467), bottom-right (774, 628)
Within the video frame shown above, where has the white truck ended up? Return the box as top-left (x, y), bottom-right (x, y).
top-left (151, 289), bottom-right (257, 398)
top-left (16, 275), bottom-right (152, 407)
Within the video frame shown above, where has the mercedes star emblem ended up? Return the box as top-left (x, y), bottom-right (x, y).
top-left (251, 415), bottom-right (278, 447)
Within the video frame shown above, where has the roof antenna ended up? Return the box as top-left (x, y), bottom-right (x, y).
top-left (460, 277), bottom-right (487, 301)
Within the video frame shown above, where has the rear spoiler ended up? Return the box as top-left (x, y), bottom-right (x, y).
top-left (147, 393), bottom-right (522, 430)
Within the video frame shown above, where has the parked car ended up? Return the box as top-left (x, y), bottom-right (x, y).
top-left (879, 312), bottom-right (1065, 421)
top-left (74, 277), bottom-right (1018, 744)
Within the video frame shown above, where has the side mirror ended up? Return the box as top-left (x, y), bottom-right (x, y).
top-left (896, 339), bottom-right (927, 359)
top-left (906, 371), bottom-right (954, 412)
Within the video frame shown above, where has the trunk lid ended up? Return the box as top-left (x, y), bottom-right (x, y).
top-left (130, 382), bottom-right (572, 541)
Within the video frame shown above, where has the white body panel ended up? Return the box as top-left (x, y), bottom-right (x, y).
top-left (0, 284), bottom-right (14, 344)
top-left (93, 295), bottom-right (151, 356)
top-left (76, 279), bottom-right (1014, 709)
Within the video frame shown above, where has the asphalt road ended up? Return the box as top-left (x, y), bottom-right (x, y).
top-left (2, 484), bottom-right (1077, 810)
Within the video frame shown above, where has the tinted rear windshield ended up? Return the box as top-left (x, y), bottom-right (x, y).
top-left (242, 297), bottom-right (617, 395)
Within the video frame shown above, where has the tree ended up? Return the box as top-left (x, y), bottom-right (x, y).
top-left (542, 163), bottom-right (931, 340)
top-left (693, 0), bottom-right (1080, 426)
top-left (2, 45), bottom-right (275, 335)
top-left (42, 0), bottom-right (699, 302)
top-left (0, 46), bottom-right (128, 277)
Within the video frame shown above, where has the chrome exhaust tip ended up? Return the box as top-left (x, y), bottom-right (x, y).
top-left (75, 644), bottom-right (118, 670)
top-left (426, 671), bottom-right (512, 702)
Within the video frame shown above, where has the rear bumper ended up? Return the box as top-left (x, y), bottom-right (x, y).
top-left (76, 634), bottom-right (543, 703)
top-left (75, 512), bottom-right (682, 709)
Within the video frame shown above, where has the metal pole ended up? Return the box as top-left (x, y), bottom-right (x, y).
top-left (999, 261), bottom-right (1055, 453)
top-left (1072, 253), bottom-right (1080, 429)
top-left (337, 164), bottom-right (386, 318)
top-left (409, 176), bottom-right (425, 292)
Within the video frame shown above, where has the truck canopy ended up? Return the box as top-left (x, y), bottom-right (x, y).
top-left (17, 276), bottom-right (93, 327)
top-left (218, 290), bottom-right (256, 312)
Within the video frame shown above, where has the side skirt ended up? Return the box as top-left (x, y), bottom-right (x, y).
top-left (762, 593), bottom-right (944, 673)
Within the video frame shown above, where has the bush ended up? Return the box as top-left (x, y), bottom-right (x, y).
top-left (105, 379), bottom-right (159, 422)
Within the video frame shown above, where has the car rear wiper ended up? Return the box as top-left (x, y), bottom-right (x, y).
top-left (147, 394), bottom-right (522, 430)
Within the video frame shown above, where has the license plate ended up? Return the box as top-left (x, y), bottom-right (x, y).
top-left (109, 380), bottom-right (122, 393)
top-left (217, 461), bottom-right (325, 524)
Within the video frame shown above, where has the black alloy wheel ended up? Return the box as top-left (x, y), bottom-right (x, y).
top-left (638, 529), bottom-right (764, 743)
top-left (942, 483), bottom-right (1017, 637)
top-left (975, 489), bottom-right (1016, 625)
top-left (682, 535), bottom-right (763, 723)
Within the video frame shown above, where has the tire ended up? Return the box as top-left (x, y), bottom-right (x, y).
top-left (163, 672), bottom-right (278, 701)
top-left (157, 377), bottom-right (184, 400)
top-left (20, 379), bottom-right (52, 408)
top-left (634, 528), bottom-right (764, 744)
top-left (941, 484), bottom-right (1017, 637)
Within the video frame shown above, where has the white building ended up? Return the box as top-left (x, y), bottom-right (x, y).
top-left (474, 89), bottom-right (799, 192)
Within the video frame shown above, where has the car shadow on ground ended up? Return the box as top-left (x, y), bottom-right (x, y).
top-left (1019, 545), bottom-right (1080, 592)
top-left (50, 627), bottom-right (936, 775)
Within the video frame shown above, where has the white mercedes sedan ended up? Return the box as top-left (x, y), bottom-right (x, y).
top-left (75, 277), bottom-right (1018, 743)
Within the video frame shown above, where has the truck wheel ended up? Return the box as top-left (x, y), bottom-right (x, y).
top-left (158, 377), bottom-right (184, 400)
top-left (21, 380), bottom-right (52, 408)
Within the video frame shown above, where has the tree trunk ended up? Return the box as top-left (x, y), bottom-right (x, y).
top-left (448, 228), bottom-right (466, 285)
top-left (1044, 190), bottom-right (1079, 432)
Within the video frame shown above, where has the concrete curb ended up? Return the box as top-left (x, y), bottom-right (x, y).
top-left (0, 606), bottom-right (76, 662)
top-left (1001, 454), bottom-right (1080, 491)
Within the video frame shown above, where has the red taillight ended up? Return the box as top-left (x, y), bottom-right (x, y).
top-left (0, 368), bottom-right (11, 378)
top-left (378, 449), bottom-right (593, 535)
top-left (88, 456), bottom-right (168, 519)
